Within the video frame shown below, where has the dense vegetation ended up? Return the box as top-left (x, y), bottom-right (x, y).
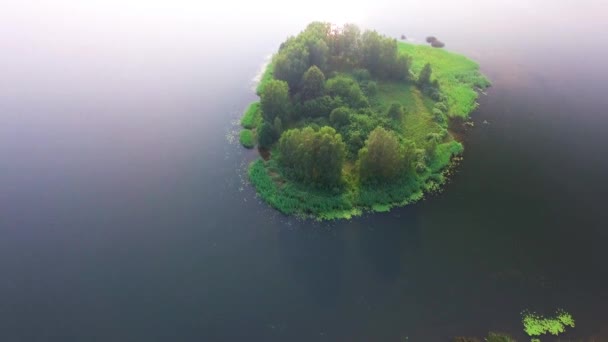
top-left (522, 309), bottom-right (575, 339)
top-left (239, 22), bottom-right (489, 219)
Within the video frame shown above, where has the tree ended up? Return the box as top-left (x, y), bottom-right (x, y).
top-left (361, 30), bottom-right (383, 76)
top-left (390, 54), bottom-right (412, 81)
top-left (418, 63), bottom-right (432, 87)
top-left (278, 126), bottom-right (346, 188)
top-left (358, 127), bottom-right (405, 183)
top-left (308, 39), bottom-right (329, 71)
top-left (301, 65), bottom-right (326, 101)
top-left (326, 76), bottom-right (368, 108)
top-left (260, 80), bottom-right (290, 122)
top-left (387, 103), bottom-right (404, 120)
top-left (328, 23), bottom-right (361, 69)
top-left (273, 44), bottom-right (310, 91)
top-left (360, 30), bottom-right (410, 80)
top-left (299, 95), bottom-right (343, 118)
top-left (273, 117), bottom-right (283, 134)
top-left (329, 107), bottom-right (351, 127)
top-left (257, 122), bottom-right (277, 148)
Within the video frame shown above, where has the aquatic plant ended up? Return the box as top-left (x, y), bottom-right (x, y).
top-left (486, 332), bottom-right (516, 342)
top-left (521, 309), bottom-right (575, 337)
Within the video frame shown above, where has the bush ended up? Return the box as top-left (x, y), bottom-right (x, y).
top-left (352, 68), bottom-right (371, 82)
top-left (299, 95), bottom-right (343, 118)
top-left (387, 103), bottom-right (404, 120)
top-left (239, 129), bottom-right (255, 148)
top-left (241, 102), bottom-right (262, 129)
top-left (432, 108), bottom-right (445, 123)
top-left (434, 102), bottom-right (448, 113)
top-left (326, 76), bottom-right (369, 108)
top-left (363, 81), bottom-right (378, 96)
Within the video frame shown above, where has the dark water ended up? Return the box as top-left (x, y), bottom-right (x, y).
top-left (1, 1), bottom-right (608, 341)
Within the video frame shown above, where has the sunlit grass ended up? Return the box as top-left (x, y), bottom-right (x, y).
top-left (398, 42), bottom-right (490, 118)
top-left (375, 82), bottom-right (441, 146)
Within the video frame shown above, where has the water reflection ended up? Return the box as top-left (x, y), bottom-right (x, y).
top-left (278, 226), bottom-right (344, 304)
top-left (357, 211), bottom-right (421, 281)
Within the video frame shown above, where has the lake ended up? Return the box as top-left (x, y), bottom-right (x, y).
top-left (1, 1), bottom-right (607, 340)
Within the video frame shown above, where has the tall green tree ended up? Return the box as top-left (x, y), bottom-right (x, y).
top-left (329, 107), bottom-right (351, 127)
top-left (418, 63), bottom-right (433, 87)
top-left (308, 39), bottom-right (329, 71)
top-left (260, 80), bottom-right (290, 122)
top-left (273, 44), bottom-right (310, 91)
top-left (301, 65), bottom-right (326, 101)
top-left (278, 126), bottom-right (346, 188)
top-left (358, 127), bottom-right (406, 183)
top-left (257, 122), bottom-right (277, 148)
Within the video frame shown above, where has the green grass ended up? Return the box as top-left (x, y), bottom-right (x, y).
top-left (241, 101), bottom-right (262, 129)
top-left (398, 42), bottom-right (490, 118)
top-left (249, 159), bottom-right (360, 220)
top-left (249, 155), bottom-right (445, 220)
top-left (375, 82), bottom-right (442, 146)
top-left (239, 129), bottom-right (255, 148)
top-left (430, 140), bottom-right (464, 173)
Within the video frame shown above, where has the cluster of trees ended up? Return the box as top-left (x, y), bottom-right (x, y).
top-left (253, 22), bottom-right (448, 189)
top-left (278, 126), bottom-right (418, 188)
top-left (273, 22), bottom-right (412, 92)
top-left (277, 126), bottom-right (346, 188)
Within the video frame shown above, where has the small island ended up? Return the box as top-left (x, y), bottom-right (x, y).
top-left (239, 22), bottom-right (489, 219)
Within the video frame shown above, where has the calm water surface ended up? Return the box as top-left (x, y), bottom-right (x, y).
top-left (1, 1), bottom-right (607, 341)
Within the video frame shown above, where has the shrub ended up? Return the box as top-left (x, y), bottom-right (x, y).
top-left (239, 129), bottom-right (255, 148)
top-left (241, 102), bottom-right (262, 129)
top-left (363, 81), bottom-right (378, 96)
top-left (352, 68), bottom-right (371, 82)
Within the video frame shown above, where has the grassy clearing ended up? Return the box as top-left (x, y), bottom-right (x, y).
top-left (239, 129), bottom-right (255, 148)
top-left (241, 101), bottom-right (262, 129)
top-left (398, 42), bottom-right (490, 118)
top-left (375, 82), bottom-right (442, 147)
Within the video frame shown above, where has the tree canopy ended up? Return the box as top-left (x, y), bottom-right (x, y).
top-left (301, 65), bottom-right (326, 101)
top-left (260, 80), bottom-right (290, 122)
top-left (278, 126), bottom-right (346, 188)
top-left (358, 127), bottom-right (410, 183)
